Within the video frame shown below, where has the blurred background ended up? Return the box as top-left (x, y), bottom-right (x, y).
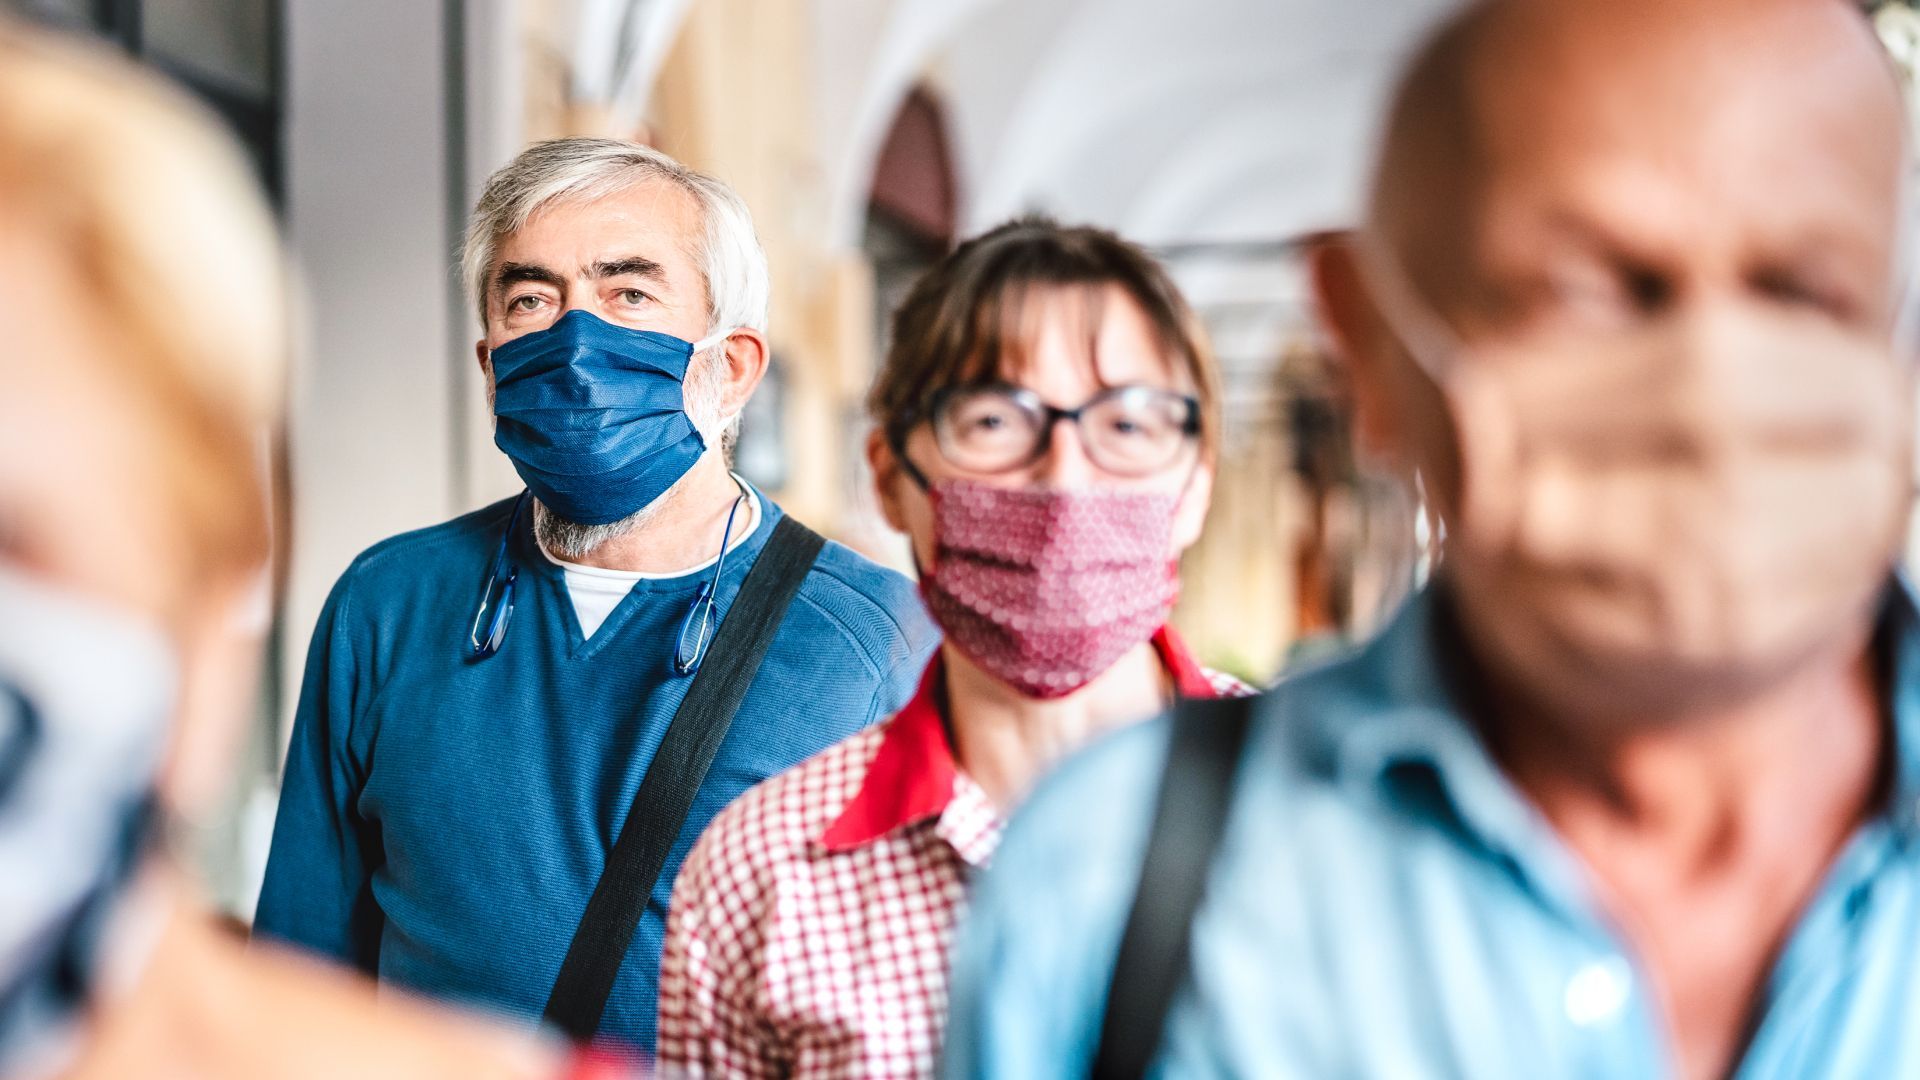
top-left (10, 0), bottom-right (1915, 918)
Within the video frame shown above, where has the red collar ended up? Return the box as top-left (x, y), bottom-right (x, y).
top-left (816, 626), bottom-right (1224, 853)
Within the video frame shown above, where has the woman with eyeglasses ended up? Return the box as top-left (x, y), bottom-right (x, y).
top-left (656, 217), bottom-right (1249, 1078)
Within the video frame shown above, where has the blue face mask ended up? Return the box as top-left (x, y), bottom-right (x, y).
top-left (489, 309), bottom-right (733, 526)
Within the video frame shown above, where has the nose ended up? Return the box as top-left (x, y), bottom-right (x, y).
top-left (1031, 414), bottom-right (1098, 489)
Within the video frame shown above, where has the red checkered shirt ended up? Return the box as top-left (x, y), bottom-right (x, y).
top-left (656, 628), bottom-right (1251, 1078)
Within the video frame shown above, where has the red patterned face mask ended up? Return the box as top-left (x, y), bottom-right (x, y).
top-left (920, 478), bottom-right (1181, 699)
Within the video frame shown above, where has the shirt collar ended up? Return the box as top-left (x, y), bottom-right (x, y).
top-left (1304, 585), bottom-right (1556, 871)
top-left (1307, 575), bottom-right (1920, 884)
top-left (816, 626), bottom-right (1220, 854)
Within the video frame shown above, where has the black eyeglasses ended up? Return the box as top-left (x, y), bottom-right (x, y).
top-left (896, 382), bottom-right (1200, 485)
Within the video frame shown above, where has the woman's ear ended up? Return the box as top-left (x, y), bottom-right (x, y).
top-left (1171, 458), bottom-right (1215, 553)
top-left (475, 341), bottom-right (495, 412)
top-left (866, 428), bottom-right (911, 533)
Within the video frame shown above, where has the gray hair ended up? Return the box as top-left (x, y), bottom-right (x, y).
top-left (461, 137), bottom-right (770, 335)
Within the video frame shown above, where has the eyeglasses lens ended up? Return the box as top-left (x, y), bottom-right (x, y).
top-left (932, 386), bottom-right (1194, 476)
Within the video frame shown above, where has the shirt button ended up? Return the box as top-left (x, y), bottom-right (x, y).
top-left (1564, 957), bottom-right (1633, 1027)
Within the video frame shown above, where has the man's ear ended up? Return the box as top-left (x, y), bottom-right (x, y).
top-left (866, 428), bottom-right (911, 533)
top-left (713, 329), bottom-right (771, 417)
top-left (475, 340), bottom-right (496, 412)
top-left (1309, 234), bottom-right (1409, 474)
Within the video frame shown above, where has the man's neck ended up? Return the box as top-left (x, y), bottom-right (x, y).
top-left (1482, 636), bottom-right (1887, 869)
top-left (555, 455), bottom-right (744, 575)
top-left (946, 639), bottom-right (1171, 810)
top-left (1479, 632), bottom-right (1889, 1080)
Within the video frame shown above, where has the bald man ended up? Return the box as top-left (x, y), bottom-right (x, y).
top-left (944, 1), bottom-right (1920, 1077)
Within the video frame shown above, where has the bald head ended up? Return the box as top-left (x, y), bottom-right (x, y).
top-left (1365, 0), bottom-right (1907, 335)
top-left (1304, 0), bottom-right (1919, 725)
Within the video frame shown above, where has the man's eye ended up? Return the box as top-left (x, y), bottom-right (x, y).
top-left (616, 289), bottom-right (650, 305)
top-left (508, 294), bottom-right (544, 312)
top-left (1546, 266), bottom-right (1634, 318)
top-left (1751, 269), bottom-right (1850, 319)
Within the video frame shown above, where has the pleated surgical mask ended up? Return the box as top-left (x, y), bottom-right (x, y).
top-left (490, 309), bottom-right (734, 527)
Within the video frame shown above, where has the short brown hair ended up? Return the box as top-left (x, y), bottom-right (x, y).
top-left (869, 217), bottom-right (1221, 458)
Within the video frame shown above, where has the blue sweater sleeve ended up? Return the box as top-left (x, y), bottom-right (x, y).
top-left (877, 628), bottom-right (938, 718)
top-left (252, 569), bottom-right (385, 971)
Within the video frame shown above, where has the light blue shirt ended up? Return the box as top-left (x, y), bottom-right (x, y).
top-left (946, 581), bottom-right (1920, 1078)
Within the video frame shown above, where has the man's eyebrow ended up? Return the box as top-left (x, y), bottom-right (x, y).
top-left (590, 256), bottom-right (667, 282)
top-left (493, 261), bottom-right (566, 293)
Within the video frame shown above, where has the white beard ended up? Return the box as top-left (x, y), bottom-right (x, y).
top-left (531, 343), bottom-right (736, 560)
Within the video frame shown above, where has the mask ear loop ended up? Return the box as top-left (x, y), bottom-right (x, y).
top-left (886, 415), bottom-right (935, 492)
top-left (1874, 0), bottom-right (1920, 353)
top-left (1880, 74), bottom-right (1920, 522)
top-left (1350, 232), bottom-right (1467, 382)
top-left (1163, 406), bottom-right (1214, 567)
top-left (1351, 233), bottom-right (1497, 553)
top-left (689, 326), bottom-right (753, 450)
top-left (692, 327), bottom-right (737, 355)
top-left (884, 417), bottom-right (940, 587)
top-left (1892, 139), bottom-right (1920, 353)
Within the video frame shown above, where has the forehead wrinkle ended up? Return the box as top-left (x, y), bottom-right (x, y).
top-left (586, 255), bottom-right (668, 283)
top-left (511, 178), bottom-right (707, 293)
top-left (492, 260), bottom-right (566, 294)
top-left (996, 283), bottom-right (1185, 402)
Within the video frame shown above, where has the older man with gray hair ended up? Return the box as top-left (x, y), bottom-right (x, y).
top-left (256, 138), bottom-right (937, 1056)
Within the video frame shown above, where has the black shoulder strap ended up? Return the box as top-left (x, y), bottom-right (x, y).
top-left (1091, 693), bottom-right (1257, 1080)
top-left (542, 514), bottom-right (826, 1043)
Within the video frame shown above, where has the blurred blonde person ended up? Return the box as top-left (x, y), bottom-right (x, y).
top-left (0, 22), bottom-right (598, 1080)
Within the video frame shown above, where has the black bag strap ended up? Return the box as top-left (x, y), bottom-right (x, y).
top-left (541, 514), bottom-right (826, 1042)
top-left (1091, 693), bottom-right (1257, 1080)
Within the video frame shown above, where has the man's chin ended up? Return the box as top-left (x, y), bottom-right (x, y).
top-left (526, 448), bottom-right (729, 560)
top-left (1463, 597), bottom-right (1859, 730)
top-left (531, 501), bottom-right (647, 561)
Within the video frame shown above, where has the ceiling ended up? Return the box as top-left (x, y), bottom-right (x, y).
top-left (817, 0), bottom-right (1460, 251)
top-left (813, 0), bottom-right (1462, 386)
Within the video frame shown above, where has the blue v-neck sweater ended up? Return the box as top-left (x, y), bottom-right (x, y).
top-left (254, 492), bottom-right (937, 1051)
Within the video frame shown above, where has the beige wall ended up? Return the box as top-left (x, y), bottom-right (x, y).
top-left (533, 0), bottom-right (886, 551)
